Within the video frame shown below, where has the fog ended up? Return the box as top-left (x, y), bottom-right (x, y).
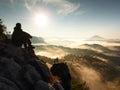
top-left (68, 62), bottom-right (120, 90)
top-left (35, 47), bottom-right (68, 58)
top-left (34, 38), bottom-right (120, 90)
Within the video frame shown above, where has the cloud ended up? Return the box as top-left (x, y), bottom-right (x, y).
top-left (58, 2), bottom-right (80, 15)
top-left (9, 0), bottom-right (81, 15)
top-left (43, 0), bottom-right (80, 15)
top-left (10, 0), bottom-right (16, 5)
top-left (23, 0), bottom-right (80, 15)
top-left (73, 10), bottom-right (86, 16)
top-left (24, 0), bottom-right (37, 11)
top-left (44, 0), bottom-right (80, 14)
top-left (10, 0), bottom-right (14, 4)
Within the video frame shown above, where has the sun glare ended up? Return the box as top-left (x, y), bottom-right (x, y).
top-left (34, 13), bottom-right (49, 27)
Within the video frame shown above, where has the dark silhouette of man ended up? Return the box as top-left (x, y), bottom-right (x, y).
top-left (12, 23), bottom-right (34, 48)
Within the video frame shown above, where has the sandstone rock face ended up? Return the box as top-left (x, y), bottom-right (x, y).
top-left (0, 42), bottom-right (64, 90)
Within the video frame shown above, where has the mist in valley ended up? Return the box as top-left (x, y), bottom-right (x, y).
top-left (34, 37), bottom-right (120, 90)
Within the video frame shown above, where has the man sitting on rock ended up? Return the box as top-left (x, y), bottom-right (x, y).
top-left (12, 23), bottom-right (34, 49)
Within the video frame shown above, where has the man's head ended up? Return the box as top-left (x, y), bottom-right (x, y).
top-left (16, 23), bottom-right (21, 28)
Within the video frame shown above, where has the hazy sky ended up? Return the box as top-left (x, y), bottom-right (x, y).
top-left (0, 0), bottom-right (120, 40)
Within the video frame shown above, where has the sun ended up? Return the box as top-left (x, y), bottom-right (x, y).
top-left (34, 13), bottom-right (49, 27)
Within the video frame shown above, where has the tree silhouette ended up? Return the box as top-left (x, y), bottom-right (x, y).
top-left (72, 81), bottom-right (89, 90)
top-left (0, 19), bottom-right (7, 34)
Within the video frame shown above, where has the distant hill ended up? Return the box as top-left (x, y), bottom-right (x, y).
top-left (31, 36), bottom-right (45, 43)
top-left (86, 35), bottom-right (120, 44)
top-left (80, 44), bottom-right (111, 53)
top-left (87, 35), bottom-right (105, 41)
top-left (106, 39), bottom-right (120, 43)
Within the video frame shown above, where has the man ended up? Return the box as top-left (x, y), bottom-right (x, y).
top-left (12, 23), bottom-right (34, 49)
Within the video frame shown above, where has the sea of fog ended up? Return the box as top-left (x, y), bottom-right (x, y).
top-left (33, 38), bottom-right (120, 58)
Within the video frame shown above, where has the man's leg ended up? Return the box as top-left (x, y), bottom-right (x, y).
top-left (27, 39), bottom-right (35, 49)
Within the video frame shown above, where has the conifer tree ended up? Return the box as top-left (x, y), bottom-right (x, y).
top-left (0, 19), bottom-right (6, 34)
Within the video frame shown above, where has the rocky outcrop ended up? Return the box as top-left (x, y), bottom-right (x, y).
top-left (0, 42), bottom-right (64, 90)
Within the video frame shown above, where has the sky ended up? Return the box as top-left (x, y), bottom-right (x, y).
top-left (0, 0), bottom-right (120, 40)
